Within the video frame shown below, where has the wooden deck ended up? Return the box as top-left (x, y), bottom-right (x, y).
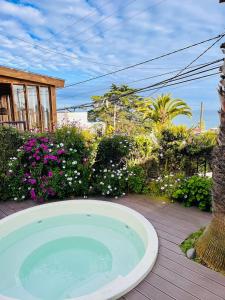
top-left (0, 195), bottom-right (225, 300)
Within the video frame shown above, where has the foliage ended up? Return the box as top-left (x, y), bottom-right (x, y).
top-left (91, 163), bottom-right (133, 197)
top-left (127, 165), bottom-right (147, 194)
top-left (172, 175), bottom-right (212, 211)
top-left (147, 173), bottom-right (184, 199)
top-left (146, 94), bottom-right (192, 125)
top-left (93, 135), bottom-right (134, 169)
top-left (7, 134), bottom-right (91, 202)
top-left (131, 135), bottom-right (154, 162)
top-left (180, 228), bottom-right (204, 254)
top-left (0, 126), bottom-right (24, 173)
top-left (156, 125), bottom-right (191, 173)
top-left (89, 84), bottom-right (152, 135)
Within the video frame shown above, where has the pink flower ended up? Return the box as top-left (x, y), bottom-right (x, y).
top-left (48, 171), bottom-right (53, 177)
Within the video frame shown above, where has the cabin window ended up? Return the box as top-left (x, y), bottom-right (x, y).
top-left (40, 87), bottom-right (51, 130)
top-left (27, 86), bottom-right (40, 129)
top-left (13, 85), bottom-right (27, 129)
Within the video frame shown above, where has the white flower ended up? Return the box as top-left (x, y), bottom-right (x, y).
top-left (67, 131), bottom-right (71, 134)
top-left (111, 174), bottom-right (114, 178)
top-left (14, 197), bottom-right (18, 201)
top-left (115, 196), bottom-right (118, 199)
top-left (62, 166), bottom-right (65, 169)
top-left (107, 191), bottom-right (110, 194)
top-left (8, 170), bottom-right (13, 173)
top-left (68, 182), bottom-right (72, 185)
top-left (122, 193), bottom-right (125, 196)
top-left (72, 161), bottom-right (77, 165)
top-left (100, 182), bottom-right (104, 185)
top-left (69, 148), bottom-right (73, 151)
top-left (62, 160), bottom-right (66, 163)
top-left (184, 195), bottom-right (188, 198)
top-left (92, 168), bottom-right (95, 172)
top-left (60, 143), bottom-right (64, 147)
top-left (79, 180), bottom-right (82, 184)
top-left (161, 187), bottom-right (165, 190)
top-left (108, 185), bottom-right (111, 188)
top-left (22, 195), bottom-right (25, 199)
top-left (65, 174), bottom-right (68, 177)
top-left (104, 169), bottom-right (107, 172)
top-left (74, 149), bottom-right (77, 152)
top-left (67, 177), bottom-right (72, 181)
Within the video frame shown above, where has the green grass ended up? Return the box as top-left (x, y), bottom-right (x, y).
top-left (180, 227), bottom-right (204, 255)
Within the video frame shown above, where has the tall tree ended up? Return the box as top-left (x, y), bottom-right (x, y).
top-left (88, 84), bottom-right (151, 135)
top-left (145, 94), bottom-right (192, 125)
top-left (196, 44), bottom-right (225, 272)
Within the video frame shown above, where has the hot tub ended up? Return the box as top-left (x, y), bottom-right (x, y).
top-left (0, 200), bottom-right (158, 300)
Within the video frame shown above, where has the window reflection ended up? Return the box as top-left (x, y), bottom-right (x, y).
top-left (13, 85), bottom-right (26, 129)
top-left (27, 86), bottom-right (39, 129)
top-left (40, 87), bottom-right (51, 130)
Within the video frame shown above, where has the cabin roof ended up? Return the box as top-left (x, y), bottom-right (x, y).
top-left (0, 65), bottom-right (65, 88)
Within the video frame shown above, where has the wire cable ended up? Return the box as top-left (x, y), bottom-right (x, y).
top-left (63, 33), bottom-right (225, 88)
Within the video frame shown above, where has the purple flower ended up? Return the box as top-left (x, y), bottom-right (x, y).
top-left (57, 149), bottom-right (65, 155)
top-left (28, 178), bottom-right (36, 185)
top-left (48, 171), bottom-right (53, 177)
top-left (30, 188), bottom-right (36, 200)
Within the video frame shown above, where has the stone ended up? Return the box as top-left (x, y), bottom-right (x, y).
top-left (186, 248), bottom-right (196, 259)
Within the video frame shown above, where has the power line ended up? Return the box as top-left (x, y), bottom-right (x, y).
top-left (57, 67), bottom-right (221, 111)
top-left (58, 58), bottom-right (222, 98)
top-left (148, 32), bottom-right (225, 96)
top-left (143, 72), bottom-right (220, 93)
top-left (63, 33), bottom-right (225, 88)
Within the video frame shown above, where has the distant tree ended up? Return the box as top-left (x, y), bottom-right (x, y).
top-left (88, 84), bottom-right (151, 135)
top-left (144, 94), bottom-right (192, 125)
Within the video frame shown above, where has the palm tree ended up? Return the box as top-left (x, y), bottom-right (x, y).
top-left (196, 48), bottom-right (225, 271)
top-left (148, 94), bottom-right (192, 124)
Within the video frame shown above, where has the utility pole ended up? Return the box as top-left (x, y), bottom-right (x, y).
top-left (110, 94), bottom-right (119, 132)
top-left (199, 101), bottom-right (204, 131)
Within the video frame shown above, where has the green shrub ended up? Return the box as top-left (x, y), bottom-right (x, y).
top-left (147, 173), bottom-right (184, 198)
top-left (172, 175), bottom-right (212, 211)
top-left (128, 165), bottom-right (146, 194)
top-left (0, 126), bottom-right (24, 173)
top-left (94, 135), bottom-right (133, 169)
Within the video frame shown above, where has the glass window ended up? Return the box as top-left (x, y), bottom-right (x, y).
top-left (40, 87), bottom-right (51, 130)
top-left (27, 86), bottom-right (39, 129)
top-left (13, 85), bottom-right (27, 129)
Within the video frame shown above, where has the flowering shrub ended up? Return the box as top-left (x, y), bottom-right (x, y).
top-left (148, 173), bottom-right (184, 198)
top-left (92, 163), bottom-right (134, 197)
top-left (172, 175), bottom-right (212, 211)
top-left (8, 135), bottom-right (90, 202)
top-left (94, 135), bottom-right (134, 170)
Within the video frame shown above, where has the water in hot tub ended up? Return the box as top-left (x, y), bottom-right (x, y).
top-left (0, 214), bottom-right (145, 300)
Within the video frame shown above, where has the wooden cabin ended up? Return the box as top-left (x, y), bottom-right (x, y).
top-left (0, 66), bottom-right (64, 131)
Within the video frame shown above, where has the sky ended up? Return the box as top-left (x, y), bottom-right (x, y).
top-left (0, 0), bottom-right (225, 128)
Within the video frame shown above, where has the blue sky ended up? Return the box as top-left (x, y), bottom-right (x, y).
top-left (0, 0), bottom-right (225, 128)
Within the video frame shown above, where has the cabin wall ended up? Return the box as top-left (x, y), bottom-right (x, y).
top-left (0, 78), bottom-right (57, 132)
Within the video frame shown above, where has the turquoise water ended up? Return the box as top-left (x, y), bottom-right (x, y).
top-left (0, 214), bottom-right (145, 300)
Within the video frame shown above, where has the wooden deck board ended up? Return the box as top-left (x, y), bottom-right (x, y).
top-left (0, 196), bottom-right (224, 300)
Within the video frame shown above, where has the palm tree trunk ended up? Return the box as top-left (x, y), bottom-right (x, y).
top-left (196, 73), bottom-right (225, 272)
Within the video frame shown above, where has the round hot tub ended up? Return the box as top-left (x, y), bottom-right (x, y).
top-left (0, 200), bottom-right (158, 300)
